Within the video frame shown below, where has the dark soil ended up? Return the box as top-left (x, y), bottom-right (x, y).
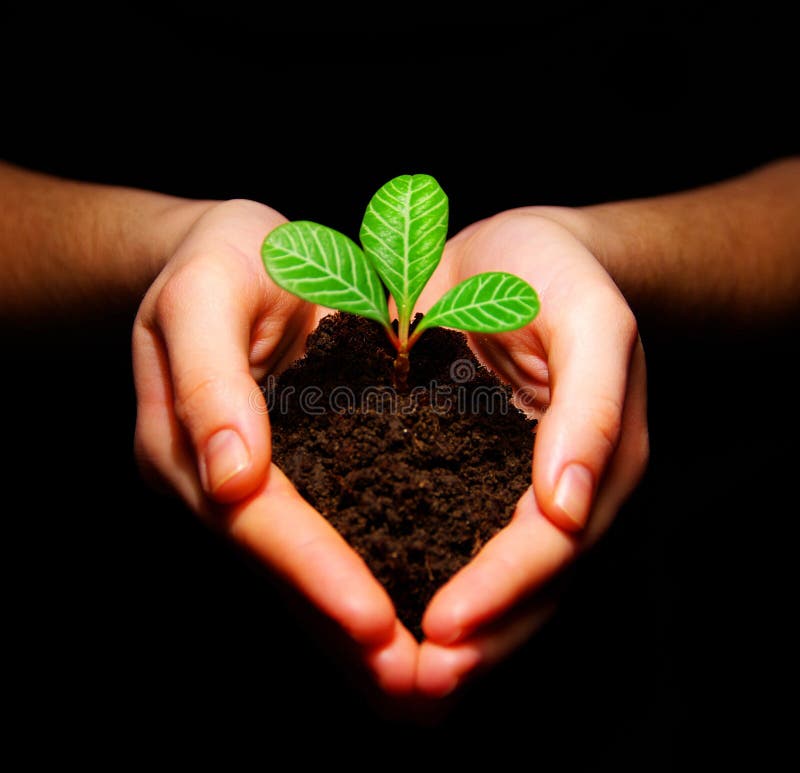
top-left (267, 312), bottom-right (536, 640)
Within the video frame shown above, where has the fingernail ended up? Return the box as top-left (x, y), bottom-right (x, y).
top-left (553, 463), bottom-right (594, 530)
top-left (201, 429), bottom-right (250, 494)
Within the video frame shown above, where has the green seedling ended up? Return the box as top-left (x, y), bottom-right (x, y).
top-left (261, 174), bottom-right (539, 386)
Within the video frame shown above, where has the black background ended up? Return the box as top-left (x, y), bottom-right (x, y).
top-left (3, 5), bottom-right (798, 768)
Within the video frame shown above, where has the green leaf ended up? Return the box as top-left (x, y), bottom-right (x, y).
top-left (262, 221), bottom-right (390, 326)
top-left (359, 174), bottom-right (448, 326)
top-left (415, 272), bottom-right (539, 335)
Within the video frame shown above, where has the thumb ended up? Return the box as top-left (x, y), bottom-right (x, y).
top-left (533, 294), bottom-right (639, 532)
top-left (154, 263), bottom-right (270, 504)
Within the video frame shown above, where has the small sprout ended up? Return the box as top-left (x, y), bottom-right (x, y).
top-left (261, 174), bottom-right (539, 385)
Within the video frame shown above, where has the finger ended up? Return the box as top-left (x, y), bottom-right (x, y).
top-left (583, 339), bottom-right (649, 546)
top-left (422, 343), bottom-right (648, 646)
top-left (417, 595), bottom-right (559, 698)
top-left (363, 620), bottom-right (420, 696)
top-left (227, 465), bottom-right (396, 647)
top-left (152, 258), bottom-right (271, 503)
top-left (422, 488), bottom-right (577, 644)
top-left (133, 320), bottom-right (209, 513)
top-left (533, 289), bottom-right (639, 531)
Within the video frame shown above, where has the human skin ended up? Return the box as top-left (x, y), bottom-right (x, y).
top-left (0, 162), bottom-right (211, 319)
top-left (415, 158), bottom-right (800, 694)
top-left (1, 158), bottom-right (797, 699)
top-left (533, 156), bottom-right (800, 325)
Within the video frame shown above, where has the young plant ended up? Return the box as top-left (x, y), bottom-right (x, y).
top-left (261, 174), bottom-right (539, 385)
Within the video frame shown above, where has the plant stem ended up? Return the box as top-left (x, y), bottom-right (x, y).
top-left (406, 324), bottom-right (424, 351)
top-left (384, 323), bottom-right (402, 351)
top-left (398, 307), bottom-right (410, 352)
top-left (394, 351), bottom-right (410, 391)
top-left (390, 308), bottom-right (412, 390)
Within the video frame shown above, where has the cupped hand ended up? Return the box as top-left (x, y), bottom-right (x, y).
top-left (412, 209), bottom-right (649, 697)
top-left (131, 200), bottom-right (648, 703)
top-left (132, 199), bottom-right (418, 695)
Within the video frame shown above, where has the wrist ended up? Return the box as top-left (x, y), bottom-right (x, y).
top-left (142, 196), bottom-right (217, 277)
top-left (510, 205), bottom-right (633, 274)
top-left (82, 193), bottom-right (219, 318)
top-left (512, 203), bottom-right (659, 313)
top-left (0, 161), bottom-right (219, 317)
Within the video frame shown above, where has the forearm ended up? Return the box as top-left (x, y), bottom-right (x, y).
top-left (531, 157), bottom-right (800, 323)
top-left (0, 162), bottom-right (213, 318)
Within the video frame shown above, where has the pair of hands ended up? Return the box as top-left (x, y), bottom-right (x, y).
top-left (133, 198), bottom-right (648, 699)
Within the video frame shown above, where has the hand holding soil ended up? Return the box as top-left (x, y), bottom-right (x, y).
top-left (410, 210), bottom-right (648, 694)
top-left (131, 188), bottom-right (648, 699)
top-left (133, 199), bottom-right (419, 693)
top-left (13, 159), bottom-right (799, 702)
